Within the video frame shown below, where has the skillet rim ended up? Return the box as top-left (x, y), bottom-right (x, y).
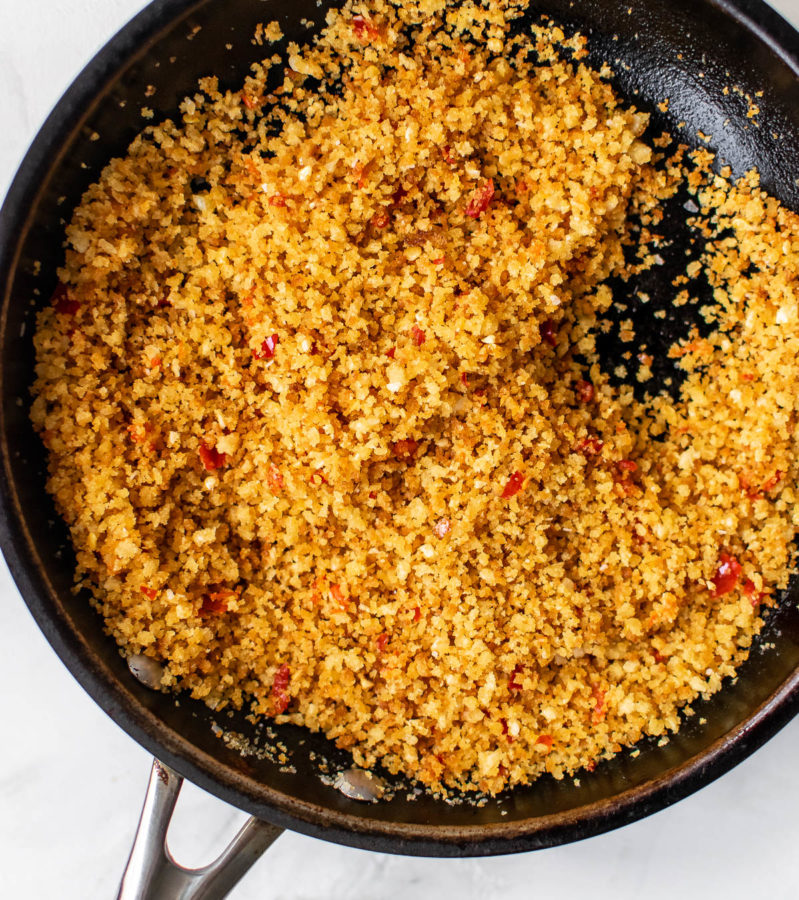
top-left (2, 0), bottom-right (799, 857)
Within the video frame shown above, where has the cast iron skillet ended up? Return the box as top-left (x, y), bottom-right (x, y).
top-left (3, 0), bottom-right (799, 895)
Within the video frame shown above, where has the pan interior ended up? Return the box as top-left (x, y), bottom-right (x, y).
top-left (3, 0), bottom-right (799, 840)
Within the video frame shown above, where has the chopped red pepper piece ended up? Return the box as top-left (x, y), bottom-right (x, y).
top-left (267, 463), bottom-right (284, 494)
top-left (411, 325), bottom-right (426, 346)
top-left (253, 333), bottom-right (279, 360)
top-left (385, 347), bottom-right (396, 359)
top-left (536, 734), bottom-right (553, 749)
top-left (712, 553), bottom-right (742, 597)
top-left (592, 686), bottom-right (607, 723)
top-left (271, 663), bottom-right (291, 714)
top-left (392, 439), bottom-right (419, 460)
top-left (434, 517), bottom-right (451, 538)
top-left (352, 14), bottom-right (380, 42)
top-left (413, 606), bottom-right (422, 622)
top-left (762, 470), bottom-right (783, 493)
top-left (742, 578), bottom-right (767, 607)
top-left (501, 471), bottom-right (524, 499)
top-left (52, 283), bottom-right (80, 315)
top-left (376, 633), bottom-right (389, 653)
top-left (199, 588), bottom-right (235, 617)
top-left (309, 469), bottom-right (329, 487)
top-left (460, 372), bottom-right (469, 387)
top-left (576, 379), bottom-right (594, 403)
top-left (577, 436), bottom-right (604, 456)
top-left (368, 490), bottom-right (377, 500)
top-left (540, 319), bottom-right (558, 347)
top-left (465, 178), bottom-right (495, 218)
top-left (140, 586), bottom-right (157, 600)
top-left (199, 443), bottom-right (227, 472)
top-left (508, 664), bottom-right (523, 691)
top-left (441, 145), bottom-right (455, 164)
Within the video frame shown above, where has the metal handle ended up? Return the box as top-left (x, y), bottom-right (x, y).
top-left (117, 759), bottom-right (283, 900)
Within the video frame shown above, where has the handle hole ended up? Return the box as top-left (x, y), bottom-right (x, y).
top-left (165, 778), bottom-right (251, 870)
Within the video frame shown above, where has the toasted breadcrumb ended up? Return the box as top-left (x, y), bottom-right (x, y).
top-left (31, 0), bottom-right (797, 795)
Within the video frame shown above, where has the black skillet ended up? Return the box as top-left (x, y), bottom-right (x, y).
top-left (2, 0), bottom-right (799, 896)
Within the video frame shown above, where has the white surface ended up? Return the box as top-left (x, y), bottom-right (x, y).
top-left (2, 1), bottom-right (799, 897)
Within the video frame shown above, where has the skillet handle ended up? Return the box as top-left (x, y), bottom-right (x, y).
top-left (117, 759), bottom-right (283, 900)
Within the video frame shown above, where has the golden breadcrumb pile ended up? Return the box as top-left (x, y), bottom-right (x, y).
top-left (31, 0), bottom-right (799, 794)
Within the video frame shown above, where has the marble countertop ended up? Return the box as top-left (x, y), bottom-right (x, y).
top-left (2, 1), bottom-right (799, 897)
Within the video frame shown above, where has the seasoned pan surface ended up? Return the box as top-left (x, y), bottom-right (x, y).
top-left (2, 0), bottom-right (799, 855)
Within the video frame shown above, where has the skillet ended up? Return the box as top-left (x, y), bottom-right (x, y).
top-left (2, 0), bottom-right (799, 896)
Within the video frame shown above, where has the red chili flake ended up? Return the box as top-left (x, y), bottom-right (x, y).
top-left (465, 178), bottom-right (495, 218)
top-left (352, 14), bottom-right (380, 41)
top-left (739, 473), bottom-right (761, 500)
top-left (585, 759), bottom-right (597, 772)
top-left (241, 93), bottom-right (260, 110)
top-left (52, 283), bottom-right (80, 315)
top-left (653, 649), bottom-right (668, 664)
top-left (501, 471), bottom-right (524, 499)
top-left (310, 469), bottom-right (329, 487)
top-left (157, 291), bottom-right (171, 308)
top-left (592, 686), bottom-right (607, 724)
top-left (267, 194), bottom-right (287, 208)
top-left (441, 145), bottom-right (455, 164)
top-left (140, 586), bottom-right (158, 600)
top-left (267, 463), bottom-right (284, 494)
top-left (199, 589), bottom-right (235, 617)
top-left (330, 583), bottom-right (347, 606)
top-left (577, 436), bottom-right (604, 456)
top-left (352, 161), bottom-right (367, 188)
top-left (508, 664), bottom-right (523, 692)
top-left (253, 333), bottom-right (279, 360)
top-left (431, 257), bottom-right (445, 264)
top-left (576, 380), bottom-right (594, 403)
top-left (741, 372), bottom-right (756, 383)
top-left (271, 663), bottom-right (291, 714)
top-left (371, 210), bottom-right (390, 228)
top-left (540, 319), bottom-right (558, 347)
top-left (742, 578), bottom-right (767, 607)
top-left (500, 718), bottom-right (515, 743)
top-left (618, 459), bottom-right (638, 473)
top-left (413, 606), bottom-right (422, 622)
top-left (368, 490), bottom-right (377, 500)
top-left (460, 372), bottom-right (469, 387)
top-left (386, 347), bottom-right (396, 359)
top-left (392, 438), bottom-right (419, 460)
top-left (712, 553), bottom-right (742, 597)
top-left (128, 422), bottom-right (151, 445)
top-left (411, 325), bottom-right (426, 346)
top-left (536, 734), bottom-right (553, 749)
top-left (199, 443), bottom-right (227, 472)
top-left (762, 470), bottom-right (783, 493)
top-left (376, 633), bottom-right (389, 653)
top-left (434, 517), bottom-right (451, 538)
